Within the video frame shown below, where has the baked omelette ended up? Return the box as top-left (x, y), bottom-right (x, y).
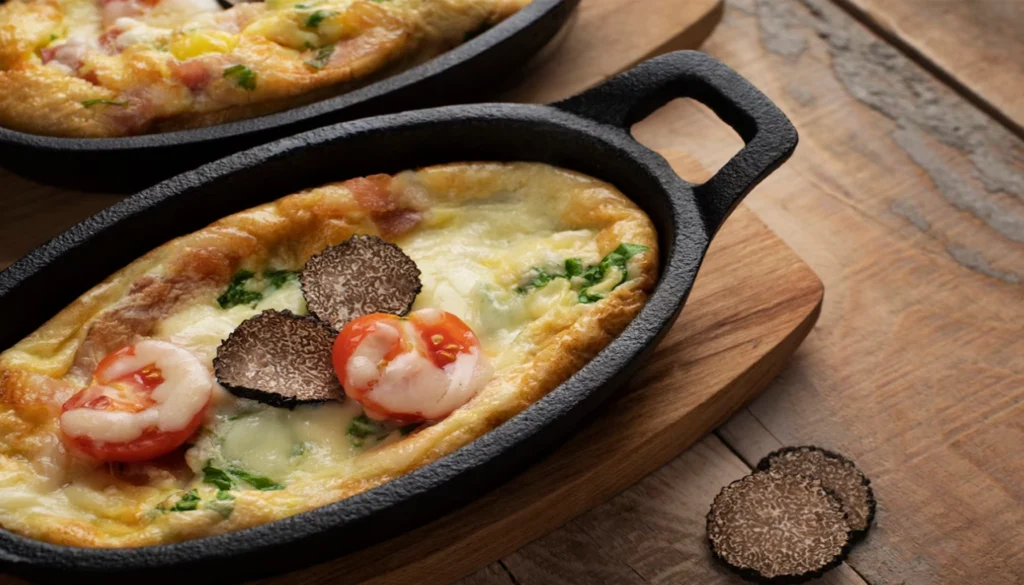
top-left (0, 0), bottom-right (528, 137)
top-left (0, 162), bottom-right (658, 547)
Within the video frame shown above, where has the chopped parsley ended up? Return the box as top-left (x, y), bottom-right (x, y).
top-left (168, 489), bottom-right (201, 512)
top-left (515, 243), bottom-right (649, 304)
top-left (265, 269), bottom-right (298, 288)
top-left (217, 269), bottom-right (264, 309)
top-left (306, 44), bottom-right (335, 70)
top-left (304, 9), bottom-right (337, 27)
top-left (348, 413), bottom-right (387, 439)
top-left (202, 462), bottom-right (284, 491)
top-left (81, 99), bottom-right (128, 108)
top-left (217, 268), bottom-right (298, 309)
top-left (223, 64), bottom-right (257, 91)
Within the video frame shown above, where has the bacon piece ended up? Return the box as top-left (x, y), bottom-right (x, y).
top-left (172, 60), bottom-right (213, 93)
top-left (344, 175), bottom-right (396, 213)
top-left (374, 208), bottom-right (422, 239)
top-left (40, 41), bottom-right (88, 72)
top-left (342, 175), bottom-right (423, 237)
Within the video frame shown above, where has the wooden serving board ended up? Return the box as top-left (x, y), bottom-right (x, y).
top-left (241, 173), bottom-right (823, 585)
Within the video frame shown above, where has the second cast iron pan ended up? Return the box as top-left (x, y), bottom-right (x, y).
top-left (0, 0), bottom-right (578, 193)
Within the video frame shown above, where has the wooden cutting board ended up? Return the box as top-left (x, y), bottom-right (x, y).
top-left (243, 163), bottom-right (823, 585)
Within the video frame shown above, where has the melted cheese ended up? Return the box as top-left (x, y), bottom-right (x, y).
top-left (0, 162), bottom-right (658, 548)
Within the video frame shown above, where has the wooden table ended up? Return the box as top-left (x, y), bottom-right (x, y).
top-left (458, 1), bottom-right (1024, 584)
top-left (1, 1), bottom-right (1022, 584)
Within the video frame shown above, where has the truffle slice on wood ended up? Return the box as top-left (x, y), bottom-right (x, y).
top-left (300, 235), bottom-right (422, 331)
top-left (707, 471), bottom-right (851, 584)
top-left (757, 446), bottom-right (876, 537)
top-left (214, 310), bottom-right (342, 408)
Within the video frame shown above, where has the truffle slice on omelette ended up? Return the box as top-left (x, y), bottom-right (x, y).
top-left (0, 162), bottom-right (657, 547)
top-left (0, 0), bottom-right (529, 137)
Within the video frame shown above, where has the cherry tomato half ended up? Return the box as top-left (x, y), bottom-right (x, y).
top-left (60, 341), bottom-right (213, 463)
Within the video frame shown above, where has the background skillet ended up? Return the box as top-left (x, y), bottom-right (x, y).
top-left (0, 0), bottom-right (578, 193)
top-left (0, 51), bottom-right (796, 584)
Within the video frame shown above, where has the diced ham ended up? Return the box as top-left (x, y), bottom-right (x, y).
top-left (40, 40), bottom-right (88, 72)
top-left (342, 175), bottom-right (423, 238)
top-left (172, 60), bottom-right (213, 92)
top-left (374, 208), bottom-right (422, 239)
top-left (102, 0), bottom-right (144, 27)
top-left (344, 175), bottom-right (396, 213)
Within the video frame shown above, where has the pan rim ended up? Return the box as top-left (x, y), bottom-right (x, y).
top-left (0, 0), bottom-right (571, 151)
top-left (0, 102), bottom-right (704, 574)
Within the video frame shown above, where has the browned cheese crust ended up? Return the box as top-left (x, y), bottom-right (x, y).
top-left (0, 162), bottom-right (658, 547)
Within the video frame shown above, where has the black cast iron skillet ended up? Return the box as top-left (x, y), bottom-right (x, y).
top-left (0, 0), bottom-right (577, 193)
top-left (0, 51), bottom-right (796, 585)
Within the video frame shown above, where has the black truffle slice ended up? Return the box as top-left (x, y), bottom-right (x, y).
top-left (214, 310), bottom-right (342, 408)
top-left (300, 235), bottom-right (422, 330)
top-left (757, 446), bottom-right (875, 537)
top-left (707, 471), bottom-right (851, 584)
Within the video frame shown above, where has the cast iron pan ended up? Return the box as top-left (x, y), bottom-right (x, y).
top-left (0, 0), bottom-right (577, 193)
top-left (0, 51), bottom-right (796, 585)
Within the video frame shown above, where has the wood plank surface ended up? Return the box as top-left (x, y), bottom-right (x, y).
top-left (608, 0), bottom-right (1021, 583)
top-left (460, 435), bottom-right (869, 585)
top-left (239, 202), bottom-right (823, 585)
top-left (833, 0), bottom-right (1024, 137)
top-left (500, 0), bottom-right (724, 103)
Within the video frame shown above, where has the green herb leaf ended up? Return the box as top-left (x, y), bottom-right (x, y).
top-left (564, 258), bottom-right (584, 278)
top-left (202, 462), bottom-right (283, 491)
top-left (207, 490), bottom-right (236, 518)
top-left (306, 44), bottom-right (335, 70)
top-left (265, 269), bottom-right (298, 288)
top-left (304, 9), bottom-right (337, 27)
top-left (223, 64), bottom-right (257, 91)
top-left (169, 489), bottom-right (201, 512)
top-left (82, 99), bottom-right (128, 107)
top-left (217, 269), bottom-right (263, 309)
top-left (348, 413), bottom-right (387, 439)
top-left (227, 467), bottom-right (284, 491)
top-left (517, 243), bottom-right (648, 303)
top-left (202, 462), bottom-right (235, 490)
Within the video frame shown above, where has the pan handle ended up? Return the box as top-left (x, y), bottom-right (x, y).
top-left (554, 51), bottom-right (798, 235)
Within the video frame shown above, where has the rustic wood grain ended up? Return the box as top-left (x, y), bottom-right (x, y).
top-left (461, 436), bottom-right (869, 585)
top-left (236, 201), bottom-right (822, 585)
top-left (614, 0), bottom-right (1022, 583)
top-left (499, 0), bottom-right (724, 103)
top-left (832, 0), bottom-right (1024, 138)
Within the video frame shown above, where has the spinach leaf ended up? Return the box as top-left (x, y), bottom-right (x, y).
top-left (516, 243), bottom-right (649, 304)
top-left (223, 65), bottom-right (257, 91)
top-left (306, 44), bottom-right (335, 70)
top-left (265, 269), bottom-right (298, 288)
top-left (348, 414), bottom-right (387, 439)
top-left (169, 489), bottom-right (201, 512)
top-left (202, 462), bottom-right (283, 491)
top-left (227, 467), bottom-right (284, 491)
top-left (202, 463), bottom-right (235, 490)
top-left (304, 9), bottom-right (337, 27)
top-left (217, 269), bottom-right (263, 309)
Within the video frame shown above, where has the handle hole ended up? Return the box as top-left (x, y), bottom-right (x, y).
top-left (630, 98), bottom-right (744, 184)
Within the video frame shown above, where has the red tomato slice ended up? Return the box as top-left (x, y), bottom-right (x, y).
top-left (332, 309), bottom-right (488, 422)
top-left (408, 310), bottom-right (480, 369)
top-left (61, 342), bottom-right (212, 463)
